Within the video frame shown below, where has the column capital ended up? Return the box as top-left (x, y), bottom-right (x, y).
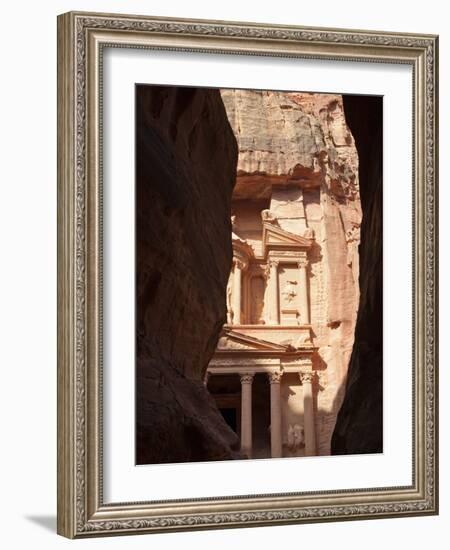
top-left (269, 259), bottom-right (280, 269)
top-left (299, 370), bottom-right (315, 384)
top-left (267, 371), bottom-right (282, 384)
top-left (240, 373), bottom-right (254, 384)
top-left (297, 259), bottom-right (309, 269)
top-left (233, 257), bottom-right (246, 271)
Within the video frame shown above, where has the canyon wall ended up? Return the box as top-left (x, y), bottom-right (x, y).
top-left (135, 86), bottom-right (381, 463)
top-left (331, 96), bottom-right (383, 454)
top-left (135, 85), bottom-right (241, 464)
top-left (221, 90), bottom-right (362, 454)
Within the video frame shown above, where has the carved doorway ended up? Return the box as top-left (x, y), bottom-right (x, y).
top-left (252, 373), bottom-right (271, 459)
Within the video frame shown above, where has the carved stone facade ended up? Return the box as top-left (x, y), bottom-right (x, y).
top-left (207, 90), bottom-right (362, 459)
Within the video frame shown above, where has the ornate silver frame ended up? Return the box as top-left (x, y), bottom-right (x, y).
top-left (57, 11), bottom-right (439, 538)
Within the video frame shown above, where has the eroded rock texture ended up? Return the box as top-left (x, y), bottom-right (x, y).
top-left (331, 96), bottom-right (383, 454)
top-left (136, 85), bottom-right (241, 464)
top-left (221, 90), bottom-right (362, 454)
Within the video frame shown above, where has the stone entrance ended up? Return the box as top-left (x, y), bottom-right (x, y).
top-left (206, 328), bottom-right (317, 459)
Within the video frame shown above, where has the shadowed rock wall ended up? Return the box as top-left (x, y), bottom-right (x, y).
top-left (135, 85), bottom-right (241, 464)
top-left (331, 95), bottom-right (383, 454)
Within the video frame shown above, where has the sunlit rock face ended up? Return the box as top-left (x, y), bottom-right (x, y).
top-left (135, 85), bottom-right (241, 464)
top-left (331, 96), bottom-right (383, 455)
top-left (220, 90), bottom-right (362, 455)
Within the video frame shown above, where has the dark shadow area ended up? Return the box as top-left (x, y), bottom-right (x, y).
top-left (252, 373), bottom-right (271, 458)
top-left (331, 95), bottom-right (383, 454)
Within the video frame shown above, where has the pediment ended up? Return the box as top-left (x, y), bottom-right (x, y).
top-left (217, 330), bottom-right (293, 352)
top-left (262, 223), bottom-right (312, 250)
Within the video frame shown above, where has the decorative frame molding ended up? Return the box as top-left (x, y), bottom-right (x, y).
top-left (57, 11), bottom-right (438, 538)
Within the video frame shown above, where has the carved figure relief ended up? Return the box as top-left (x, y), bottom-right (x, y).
top-left (281, 280), bottom-right (298, 304)
top-left (226, 273), bottom-right (234, 324)
top-left (286, 424), bottom-right (305, 451)
top-left (250, 276), bottom-right (265, 325)
top-left (261, 209), bottom-right (278, 224)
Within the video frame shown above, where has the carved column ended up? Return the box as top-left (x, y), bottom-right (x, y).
top-left (298, 260), bottom-right (310, 324)
top-left (232, 260), bottom-right (243, 325)
top-left (267, 260), bottom-right (280, 325)
top-left (300, 371), bottom-right (316, 456)
top-left (240, 373), bottom-right (254, 458)
top-left (268, 371), bottom-right (283, 458)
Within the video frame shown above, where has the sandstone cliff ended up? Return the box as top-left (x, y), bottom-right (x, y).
top-left (221, 89), bottom-right (362, 453)
top-left (136, 85), bottom-right (241, 464)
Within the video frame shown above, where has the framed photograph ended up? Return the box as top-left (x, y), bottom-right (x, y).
top-left (57, 11), bottom-right (439, 538)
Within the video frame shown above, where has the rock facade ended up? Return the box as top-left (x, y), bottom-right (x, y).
top-left (220, 90), bottom-right (362, 455)
top-left (135, 85), bottom-right (241, 464)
